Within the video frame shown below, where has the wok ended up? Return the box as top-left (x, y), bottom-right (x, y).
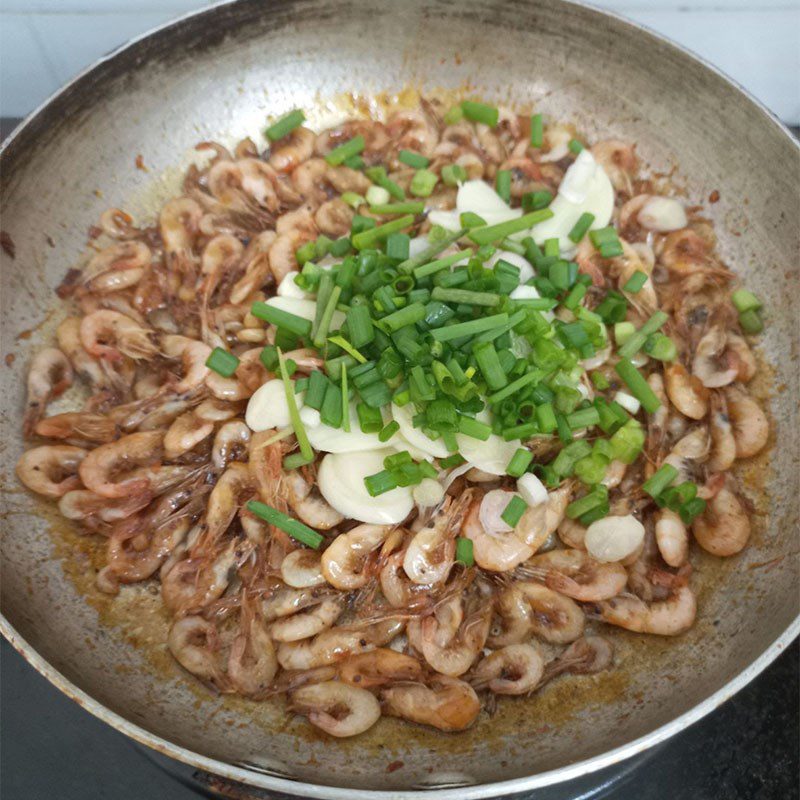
top-left (1, 1), bottom-right (798, 797)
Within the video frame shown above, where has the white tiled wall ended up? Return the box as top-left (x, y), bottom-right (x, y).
top-left (1, 1), bottom-right (799, 123)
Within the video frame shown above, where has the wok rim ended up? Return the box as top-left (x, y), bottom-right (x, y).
top-left (1, 0), bottom-right (798, 796)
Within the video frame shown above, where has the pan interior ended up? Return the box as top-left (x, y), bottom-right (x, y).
top-left (1, 0), bottom-right (798, 794)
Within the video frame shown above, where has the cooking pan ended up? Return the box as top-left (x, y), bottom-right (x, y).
top-left (1, 1), bottom-right (798, 797)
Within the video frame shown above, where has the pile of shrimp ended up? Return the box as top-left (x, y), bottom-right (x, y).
top-left (15, 99), bottom-right (769, 738)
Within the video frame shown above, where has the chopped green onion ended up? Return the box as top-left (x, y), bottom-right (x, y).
top-left (486, 369), bottom-right (540, 404)
top-left (327, 335), bottom-right (366, 363)
top-left (501, 495), bottom-right (528, 527)
top-left (457, 415), bottom-right (492, 440)
top-left (568, 212), bottom-right (595, 244)
top-left (441, 164), bottom-right (468, 186)
top-left (461, 100), bottom-right (499, 127)
top-left (398, 228), bottom-right (467, 274)
top-left (568, 138), bottom-right (584, 154)
top-left (265, 109), bottom-right (305, 141)
top-left (386, 232), bottom-right (411, 261)
top-left (567, 407), bottom-right (601, 429)
top-left (283, 451), bottom-right (314, 471)
top-left (279, 349), bottom-right (313, 461)
top-left (247, 500), bottom-right (323, 548)
top-left (352, 214), bottom-right (415, 250)
top-left (325, 135), bottom-right (365, 166)
top-left (739, 309), bottom-right (763, 334)
top-left (205, 347), bottom-right (239, 377)
top-left (313, 285), bottom-right (342, 348)
top-left (364, 469), bottom-right (398, 496)
top-left (369, 201), bottom-right (424, 216)
top-left (343, 154), bottom-right (364, 170)
top-left (623, 270), bottom-right (648, 293)
top-left (366, 185), bottom-right (391, 207)
top-left (608, 420), bottom-right (644, 463)
top-left (251, 301), bottom-right (312, 338)
top-left (347, 304), bottom-right (375, 348)
top-left (642, 463), bottom-right (679, 499)
top-left (506, 448), bottom-right (533, 477)
top-left (379, 420), bottom-right (400, 442)
top-left (614, 321), bottom-right (636, 346)
top-left (440, 453), bottom-right (466, 469)
top-left (305, 370), bottom-right (329, 410)
top-left (365, 166), bottom-right (405, 201)
top-left (455, 536), bottom-right (474, 566)
top-left (341, 191), bottom-right (365, 208)
top-left (413, 249), bottom-right (472, 279)
top-left (443, 105), bottom-right (464, 125)
top-left (467, 209), bottom-right (554, 245)
top-left (357, 402), bottom-right (383, 433)
top-left (496, 170), bottom-right (512, 204)
top-left (731, 289), bottom-right (762, 313)
top-left (522, 190), bottom-right (553, 212)
top-left (410, 169), bottom-right (438, 197)
top-left (530, 113), bottom-right (543, 148)
top-left (643, 333), bottom-right (677, 362)
top-left (566, 486), bottom-right (608, 520)
top-left (399, 149), bottom-right (430, 169)
top-left (340, 362), bottom-right (350, 432)
top-left (473, 341), bottom-right (508, 391)
top-left (535, 402), bottom-right (557, 433)
top-left (614, 359), bottom-right (662, 414)
top-left (381, 301), bottom-right (427, 332)
top-left (431, 287), bottom-right (500, 307)
top-left (679, 497), bottom-right (707, 525)
top-left (429, 312), bottom-right (509, 342)
top-left (460, 211), bottom-right (487, 229)
top-left (618, 311), bottom-right (668, 359)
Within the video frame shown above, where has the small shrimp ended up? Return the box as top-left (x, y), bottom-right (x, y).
top-left (654, 508), bottom-right (688, 567)
top-left (16, 445), bottom-right (87, 498)
top-left (107, 516), bottom-right (190, 583)
top-left (269, 126), bottom-right (316, 173)
top-left (57, 317), bottom-right (106, 387)
top-left (545, 483), bottom-right (573, 535)
top-left (321, 524), bottom-right (391, 590)
top-left (558, 517), bottom-right (587, 550)
top-left (167, 616), bottom-right (227, 688)
top-left (591, 140), bottom-right (637, 194)
top-left (379, 549), bottom-right (434, 611)
top-left (497, 582), bottom-right (585, 645)
top-left (409, 596), bottom-right (491, 677)
top-left (227, 598), bottom-right (278, 696)
top-left (277, 619), bottom-right (404, 670)
top-left (164, 411), bottom-right (214, 459)
top-left (58, 489), bottom-right (150, 524)
top-left (270, 598), bottom-right (344, 642)
top-left (707, 392), bottom-right (737, 472)
top-left (290, 681), bottom-right (381, 738)
top-left (594, 585), bottom-right (696, 636)
top-left (524, 549), bottom-right (628, 602)
top-left (161, 335), bottom-right (212, 393)
top-left (281, 549), bottom-right (326, 588)
top-left (659, 228), bottom-right (722, 276)
top-left (269, 229), bottom-right (312, 284)
top-left (34, 412), bottom-right (119, 444)
top-left (99, 208), bottom-right (143, 240)
top-left (285, 469), bottom-right (344, 531)
top-left (692, 328), bottom-right (739, 388)
top-left (161, 538), bottom-right (240, 615)
top-left (403, 491), bottom-right (473, 585)
top-left (292, 159), bottom-right (332, 205)
top-left (23, 348), bottom-right (73, 436)
top-left (325, 165), bottom-right (371, 195)
top-left (471, 643), bottom-right (544, 695)
top-left (229, 231), bottom-right (277, 304)
top-left (78, 431), bottom-right (164, 498)
top-left (664, 362), bottom-right (709, 420)
top-left (381, 676), bottom-right (480, 732)
top-left (726, 333), bottom-right (756, 382)
top-left (387, 109), bottom-right (439, 158)
top-left (80, 310), bottom-right (157, 362)
top-left (723, 385), bottom-right (769, 459)
top-left (159, 197), bottom-right (202, 289)
top-left (314, 198), bottom-right (353, 238)
top-left (315, 120), bottom-right (390, 163)
top-left (663, 427), bottom-right (711, 484)
top-left (202, 463), bottom-right (255, 547)
top-left (462, 491), bottom-right (547, 572)
top-left (211, 421), bottom-right (251, 469)
top-left (692, 485), bottom-right (751, 557)
top-left (338, 649), bottom-right (423, 689)
top-left (540, 636), bottom-right (614, 683)
top-left (82, 241), bottom-right (151, 294)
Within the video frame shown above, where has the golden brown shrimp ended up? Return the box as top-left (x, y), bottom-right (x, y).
top-left (522, 549), bottom-right (628, 602)
top-left (664, 363), bottom-right (709, 420)
top-left (591, 140), bottom-right (637, 194)
top-left (381, 676), bottom-right (480, 732)
top-left (707, 392), bottom-right (737, 472)
top-left (167, 616), bottom-right (227, 688)
top-left (268, 126), bottom-right (316, 172)
top-left (33, 412), bottom-right (119, 444)
top-left (164, 411), bottom-right (214, 459)
top-left (284, 468), bottom-right (344, 530)
top-left (594, 585), bottom-right (696, 636)
top-left (211, 420), bottom-right (251, 470)
top-left (81, 241), bottom-right (151, 294)
top-left (321, 523), bottom-right (391, 590)
top-left (540, 636), bottom-right (614, 683)
top-left (227, 596), bottom-right (278, 696)
top-left (692, 485), bottom-right (751, 557)
top-left (16, 445), bottom-right (88, 498)
top-left (99, 208), bottom-right (143, 240)
top-left (56, 317), bottom-right (106, 388)
top-left (229, 231), bottom-right (277, 304)
top-left (80, 310), bottom-right (157, 362)
top-left (654, 508), bottom-right (689, 567)
top-left (23, 348), bottom-right (74, 436)
top-left (314, 197), bottom-right (354, 237)
top-left (280, 549), bottom-right (326, 588)
top-left (723, 385), bottom-right (769, 459)
top-left (78, 430), bottom-right (164, 498)
top-left (338, 649), bottom-right (423, 689)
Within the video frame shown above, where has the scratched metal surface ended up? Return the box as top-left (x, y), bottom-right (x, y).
top-left (1, 1), bottom-right (798, 797)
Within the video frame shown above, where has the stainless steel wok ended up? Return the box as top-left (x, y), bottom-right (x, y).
top-left (1, 1), bottom-right (798, 797)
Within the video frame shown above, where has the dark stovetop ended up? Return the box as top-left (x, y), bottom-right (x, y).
top-left (1, 117), bottom-right (798, 800)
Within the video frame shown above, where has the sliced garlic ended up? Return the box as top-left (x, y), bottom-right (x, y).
top-left (584, 515), bottom-right (645, 562)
